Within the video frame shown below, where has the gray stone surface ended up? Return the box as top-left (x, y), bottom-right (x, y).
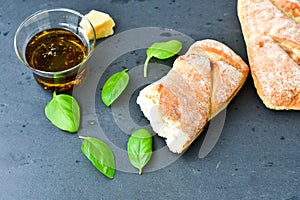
top-left (0, 0), bottom-right (299, 199)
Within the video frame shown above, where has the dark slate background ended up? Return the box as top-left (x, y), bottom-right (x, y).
top-left (0, 0), bottom-right (299, 199)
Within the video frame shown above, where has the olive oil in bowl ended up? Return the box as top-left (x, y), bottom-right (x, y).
top-left (14, 8), bottom-right (96, 92)
top-left (25, 28), bottom-right (88, 92)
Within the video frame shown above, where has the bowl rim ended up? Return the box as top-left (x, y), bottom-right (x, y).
top-left (14, 7), bottom-right (96, 76)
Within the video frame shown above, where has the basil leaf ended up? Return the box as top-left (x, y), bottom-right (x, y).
top-left (45, 92), bottom-right (80, 133)
top-left (80, 136), bottom-right (115, 179)
top-left (127, 129), bottom-right (153, 174)
top-left (101, 69), bottom-right (129, 107)
top-left (144, 40), bottom-right (182, 77)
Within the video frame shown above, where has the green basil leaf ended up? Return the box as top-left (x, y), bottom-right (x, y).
top-left (101, 69), bottom-right (129, 107)
top-left (144, 40), bottom-right (182, 77)
top-left (80, 136), bottom-right (115, 179)
top-left (45, 92), bottom-right (80, 133)
top-left (127, 129), bottom-right (153, 174)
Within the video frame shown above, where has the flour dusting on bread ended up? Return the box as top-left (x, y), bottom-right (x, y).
top-left (137, 40), bottom-right (249, 153)
top-left (238, 0), bottom-right (300, 110)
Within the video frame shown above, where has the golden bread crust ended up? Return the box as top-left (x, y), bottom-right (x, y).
top-left (270, 0), bottom-right (300, 22)
top-left (190, 40), bottom-right (249, 118)
top-left (137, 40), bottom-right (249, 153)
top-left (238, 0), bottom-right (300, 110)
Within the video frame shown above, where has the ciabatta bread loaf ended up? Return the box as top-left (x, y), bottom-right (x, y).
top-left (238, 0), bottom-right (300, 110)
top-left (137, 40), bottom-right (249, 153)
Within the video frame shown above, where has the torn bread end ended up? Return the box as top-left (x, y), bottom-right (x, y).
top-left (137, 84), bottom-right (190, 154)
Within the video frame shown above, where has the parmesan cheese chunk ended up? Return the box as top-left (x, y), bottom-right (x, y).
top-left (82, 10), bottom-right (115, 40)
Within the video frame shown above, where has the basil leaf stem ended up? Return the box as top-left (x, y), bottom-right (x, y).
top-left (45, 91), bottom-right (80, 133)
top-left (144, 40), bottom-right (182, 77)
top-left (127, 129), bottom-right (153, 174)
top-left (101, 69), bottom-right (129, 107)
